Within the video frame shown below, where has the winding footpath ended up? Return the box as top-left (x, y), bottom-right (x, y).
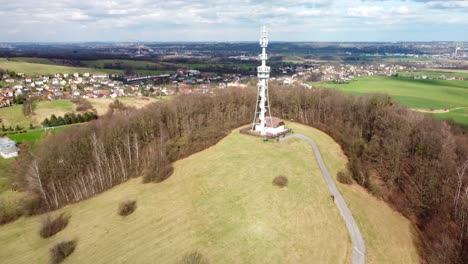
top-left (280, 134), bottom-right (366, 264)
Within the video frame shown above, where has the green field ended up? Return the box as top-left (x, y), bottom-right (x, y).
top-left (0, 100), bottom-right (75, 127)
top-left (0, 123), bottom-right (419, 263)
top-left (398, 70), bottom-right (468, 79)
top-left (318, 76), bottom-right (468, 125)
top-left (0, 58), bottom-right (122, 75)
top-left (430, 107), bottom-right (468, 125)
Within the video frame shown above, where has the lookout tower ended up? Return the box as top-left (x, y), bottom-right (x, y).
top-left (251, 26), bottom-right (288, 138)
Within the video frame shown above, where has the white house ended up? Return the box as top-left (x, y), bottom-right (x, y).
top-left (0, 137), bottom-right (18, 159)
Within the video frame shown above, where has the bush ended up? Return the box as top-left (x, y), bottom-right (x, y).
top-left (50, 240), bottom-right (77, 264)
top-left (337, 170), bottom-right (353, 184)
top-left (0, 200), bottom-right (22, 225)
top-left (19, 194), bottom-right (47, 216)
top-left (180, 251), bottom-right (208, 264)
top-left (40, 213), bottom-right (71, 238)
top-left (118, 200), bottom-right (136, 216)
top-left (272, 175), bottom-right (288, 188)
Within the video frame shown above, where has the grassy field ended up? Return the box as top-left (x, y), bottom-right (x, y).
top-left (0, 123), bottom-right (419, 264)
top-left (0, 105), bottom-right (32, 128)
top-left (0, 100), bottom-right (74, 128)
top-left (288, 123), bottom-right (419, 263)
top-left (318, 76), bottom-right (468, 125)
top-left (430, 107), bottom-right (468, 125)
top-left (0, 158), bottom-right (15, 193)
top-left (0, 97), bottom-right (166, 128)
top-left (0, 58), bottom-right (122, 75)
top-left (88, 97), bottom-right (161, 115)
top-left (398, 70), bottom-right (468, 79)
top-left (8, 126), bottom-right (70, 144)
top-left (33, 100), bottom-right (75, 124)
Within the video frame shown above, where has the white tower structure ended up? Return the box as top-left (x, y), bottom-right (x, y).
top-left (252, 26), bottom-right (272, 136)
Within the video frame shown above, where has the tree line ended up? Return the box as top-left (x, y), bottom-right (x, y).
top-left (42, 113), bottom-right (97, 127)
top-left (18, 86), bottom-right (467, 263)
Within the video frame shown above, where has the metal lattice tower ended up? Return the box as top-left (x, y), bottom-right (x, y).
top-left (252, 25), bottom-right (273, 136)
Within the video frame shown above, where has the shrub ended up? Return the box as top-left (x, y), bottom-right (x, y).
top-left (0, 200), bottom-right (22, 225)
top-left (337, 170), bottom-right (353, 184)
top-left (118, 200), bottom-right (136, 216)
top-left (272, 175), bottom-right (288, 188)
top-left (40, 213), bottom-right (71, 238)
top-left (180, 251), bottom-right (208, 264)
top-left (50, 240), bottom-right (77, 264)
top-left (19, 194), bottom-right (47, 216)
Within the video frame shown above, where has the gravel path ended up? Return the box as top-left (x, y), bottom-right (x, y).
top-left (280, 133), bottom-right (366, 264)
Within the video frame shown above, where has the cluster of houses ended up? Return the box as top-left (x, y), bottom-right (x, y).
top-left (0, 69), bottom-right (248, 108)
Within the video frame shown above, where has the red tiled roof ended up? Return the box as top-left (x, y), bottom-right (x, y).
top-left (255, 116), bottom-right (285, 128)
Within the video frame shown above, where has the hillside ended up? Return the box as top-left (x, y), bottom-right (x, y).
top-left (0, 58), bottom-right (121, 75)
top-left (317, 76), bottom-right (468, 125)
top-left (0, 123), bottom-right (419, 264)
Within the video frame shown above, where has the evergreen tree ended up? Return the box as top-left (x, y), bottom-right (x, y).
top-left (42, 118), bottom-right (50, 127)
top-left (50, 115), bottom-right (58, 126)
top-left (63, 114), bottom-right (72, 125)
top-left (57, 116), bottom-right (65, 126)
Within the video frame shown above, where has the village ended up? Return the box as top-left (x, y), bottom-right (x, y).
top-left (1, 61), bottom-right (466, 110)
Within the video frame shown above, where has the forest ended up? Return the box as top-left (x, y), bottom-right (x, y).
top-left (15, 87), bottom-right (468, 264)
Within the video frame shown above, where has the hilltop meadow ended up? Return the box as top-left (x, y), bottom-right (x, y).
top-left (0, 87), bottom-right (465, 263)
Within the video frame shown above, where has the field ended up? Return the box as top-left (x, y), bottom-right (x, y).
top-left (88, 97), bottom-right (161, 115)
top-left (0, 97), bottom-right (165, 128)
top-left (0, 123), bottom-right (419, 263)
top-left (0, 58), bottom-right (122, 75)
top-left (0, 105), bottom-right (32, 128)
top-left (397, 69), bottom-right (468, 79)
top-left (318, 76), bottom-right (468, 125)
top-left (0, 100), bottom-right (74, 127)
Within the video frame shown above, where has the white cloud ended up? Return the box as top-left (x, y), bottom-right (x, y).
top-left (0, 0), bottom-right (467, 41)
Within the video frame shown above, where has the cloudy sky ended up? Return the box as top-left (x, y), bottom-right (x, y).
top-left (1, 0), bottom-right (467, 42)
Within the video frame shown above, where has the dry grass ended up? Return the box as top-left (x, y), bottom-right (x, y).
top-left (0, 123), bottom-right (419, 263)
top-left (288, 122), bottom-right (420, 264)
top-left (88, 97), bottom-right (159, 115)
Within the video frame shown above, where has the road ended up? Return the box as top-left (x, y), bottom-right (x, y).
top-left (280, 133), bottom-right (366, 264)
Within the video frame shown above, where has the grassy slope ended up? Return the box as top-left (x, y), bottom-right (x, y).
top-left (33, 100), bottom-right (74, 124)
top-left (318, 76), bottom-right (468, 125)
top-left (318, 76), bottom-right (468, 110)
top-left (0, 100), bottom-right (74, 127)
top-left (0, 58), bottom-right (121, 75)
top-left (398, 70), bottom-right (468, 79)
top-left (288, 123), bottom-right (419, 263)
top-left (0, 123), bottom-right (419, 264)
top-left (0, 105), bottom-right (32, 127)
top-left (0, 126), bottom-right (352, 264)
top-left (431, 107), bottom-right (468, 125)
top-left (88, 97), bottom-right (161, 115)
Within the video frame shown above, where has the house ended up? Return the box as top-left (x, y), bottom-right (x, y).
top-left (0, 137), bottom-right (19, 159)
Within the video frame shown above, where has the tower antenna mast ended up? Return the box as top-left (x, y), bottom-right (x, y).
top-left (252, 25), bottom-right (273, 136)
